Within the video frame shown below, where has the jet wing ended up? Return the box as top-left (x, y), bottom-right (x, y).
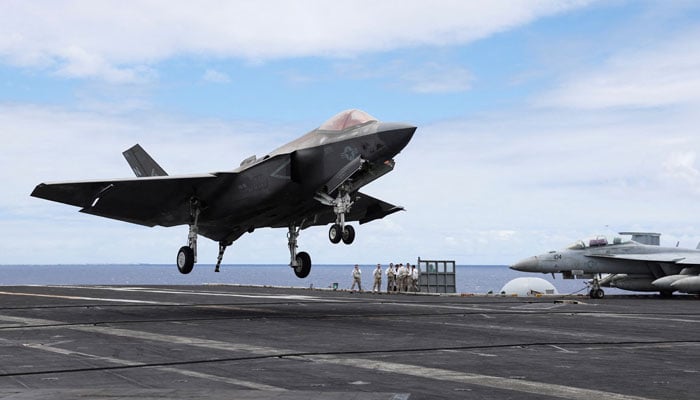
top-left (588, 253), bottom-right (700, 265)
top-left (31, 174), bottom-right (221, 227)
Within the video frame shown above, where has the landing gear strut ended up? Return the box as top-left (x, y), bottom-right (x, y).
top-left (288, 223), bottom-right (311, 278)
top-left (214, 242), bottom-right (229, 273)
top-left (177, 198), bottom-right (200, 275)
top-left (588, 275), bottom-right (605, 299)
top-left (316, 188), bottom-right (356, 245)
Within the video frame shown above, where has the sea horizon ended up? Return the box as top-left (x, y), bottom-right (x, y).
top-left (0, 263), bottom-right (633, 295)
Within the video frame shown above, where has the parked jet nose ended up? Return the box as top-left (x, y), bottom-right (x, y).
top-left (510, 256), bottom-right (540, 272)
top-left (376, 122), bottom-right (417, 156)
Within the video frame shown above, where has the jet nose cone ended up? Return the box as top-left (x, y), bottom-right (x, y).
top-left (510, 256), bottom-right (539, 272)
top-left (376, 122), bottom-right (416, 156)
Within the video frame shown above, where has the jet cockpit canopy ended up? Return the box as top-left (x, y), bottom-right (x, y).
top-left (567, 240), bottom-right (586, 250)
top-left (567, 235), bottom-right (616, 250)
top-left (319, 109), bottom-right (377, 131)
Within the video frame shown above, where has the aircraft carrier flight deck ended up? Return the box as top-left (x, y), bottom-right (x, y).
top-left (0, 285), bottom-right (698, 399)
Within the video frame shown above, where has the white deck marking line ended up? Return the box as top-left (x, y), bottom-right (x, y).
top-left (296, 355), bottom-right (657, 400)
top-left (22, 342), bottom-right (285, 391)
top-left (40, 286), bottom-right (345, 302)
top-left (389, 318), bottom-right (619, 341)
top-left (384, 302), bottom-right (519, 313)
top-left (0, 314), bottom-right (658, 399)
top-left (0, 314), bottom-right (282, 355)
top-left (0, 291), bottom-right (176, 305)
top-left (549, 345), bottom-right (577, 354)
top-left (589, 313), bottom-right (700, 324)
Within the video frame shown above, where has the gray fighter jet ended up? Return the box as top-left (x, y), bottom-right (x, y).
top-left (31, 109), bottom-right (416, 278)
top-left (511, 232), bottom-right (700, 298)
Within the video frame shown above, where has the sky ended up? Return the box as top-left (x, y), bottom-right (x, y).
top-left (3, 0), bottom-right (700, 266)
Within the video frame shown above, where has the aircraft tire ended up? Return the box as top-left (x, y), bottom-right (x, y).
top-left (177, 246), bottom-right (195, 274)
top-left (294, 251), bottom-right (311, 278)
top-left (589, 288), bottom-right (604, 299)
top-left (329, 224), bottom-right (342, 244)
top-left (341, 225), bottom-right (355, 245)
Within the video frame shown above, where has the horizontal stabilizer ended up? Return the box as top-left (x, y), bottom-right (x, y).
top-left (123, 144), bottom-right (168, 177)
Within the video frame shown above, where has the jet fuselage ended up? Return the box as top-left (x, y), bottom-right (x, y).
top-left (197, 119), bottom-right (415, 242)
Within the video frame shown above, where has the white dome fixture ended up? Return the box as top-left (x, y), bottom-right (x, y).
top-left (500, 277), bottom-right (558, 296)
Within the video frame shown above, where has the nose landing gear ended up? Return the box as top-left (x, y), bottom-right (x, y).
top-left (316, 189), bottom-right (356, 245)
top-left (588, 275), bottom-right (605, 299)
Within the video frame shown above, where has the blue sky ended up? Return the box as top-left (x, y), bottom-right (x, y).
top-left (3, 1), bottom-right (700, 266)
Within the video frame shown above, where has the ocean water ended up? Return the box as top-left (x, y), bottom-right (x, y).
top-left (0, 264), bottom-right (621, 295)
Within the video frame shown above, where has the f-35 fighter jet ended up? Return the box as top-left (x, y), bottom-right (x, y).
top-left (511, 232), bottom-right (700, 298)
top-left (31, 109), bottom-right (416, 278)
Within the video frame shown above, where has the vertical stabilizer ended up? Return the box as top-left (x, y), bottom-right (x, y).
top-left (122, 144), bottom-right (168, 177)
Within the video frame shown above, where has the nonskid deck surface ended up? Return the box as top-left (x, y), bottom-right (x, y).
top-left (0, 285), bottom-right (698, 399)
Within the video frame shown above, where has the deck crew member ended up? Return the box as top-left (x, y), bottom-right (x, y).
top-left (397, 263), bottom-right (407, 292)
top-left (372, 264), bottom-right (382, 293)
top-left (386, 263), bottom-right (396, 292)
top-left (410, 264), bottom-right (420, 292)
top-left (350, 264), bottom-right (362, 292)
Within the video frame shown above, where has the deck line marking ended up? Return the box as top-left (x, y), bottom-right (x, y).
top-left (0, 314), bottom-right (281, 354)
top-left (0, 291), bottom-right (175, 305)
top-left (296, 355), bottom-right (657, 400)
top-left (39, 286), bottom-right (344, 302)
top-left (22, 342), bottom-right (285, 391)
top-left (0, 313), bottom-right (658, 399)
top-left (549, 345), bottom-right (577, 354)
top-left (386, 302), bottom-right (508, 312)
top-left (590, 313), bottom-right (700, 324)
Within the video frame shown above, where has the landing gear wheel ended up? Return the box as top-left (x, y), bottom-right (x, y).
top-left (589, 288), bottom-right (604, 299)
top-left (341, 225), bottom-right (355, 245)
top-left (329, 224), bottom-right (342, 244)
top-left (177, 246), bottom-right (195, 274)
top-left (294, 251), bottom-right (311, 278)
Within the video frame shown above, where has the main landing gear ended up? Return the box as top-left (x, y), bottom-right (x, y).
top-left (316, 189), bottom-right (356, 245)
top-left (174, 198), bottom-right (313, 279)
top-left (288, 223), bottom-right (311, 278)
top-left (176, 198), bottom-right (231, 275)
top-left (176, 198), bottom-right (200, 274)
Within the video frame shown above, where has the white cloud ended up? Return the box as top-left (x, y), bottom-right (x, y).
top-left (54, 46), bottom-right (154, 83)
top-left (537, 28), bottom-right (700, 109)
top-left (331, 60), bottom-right (475, 93)
top-left (0, 1), bottom-right (592, 82)
top-left (399, 62), bottom-right (473, 93)
top-left (663, 152), bottom-right (700, 194)
top-left (203, 69), bottom-right (231, 84)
